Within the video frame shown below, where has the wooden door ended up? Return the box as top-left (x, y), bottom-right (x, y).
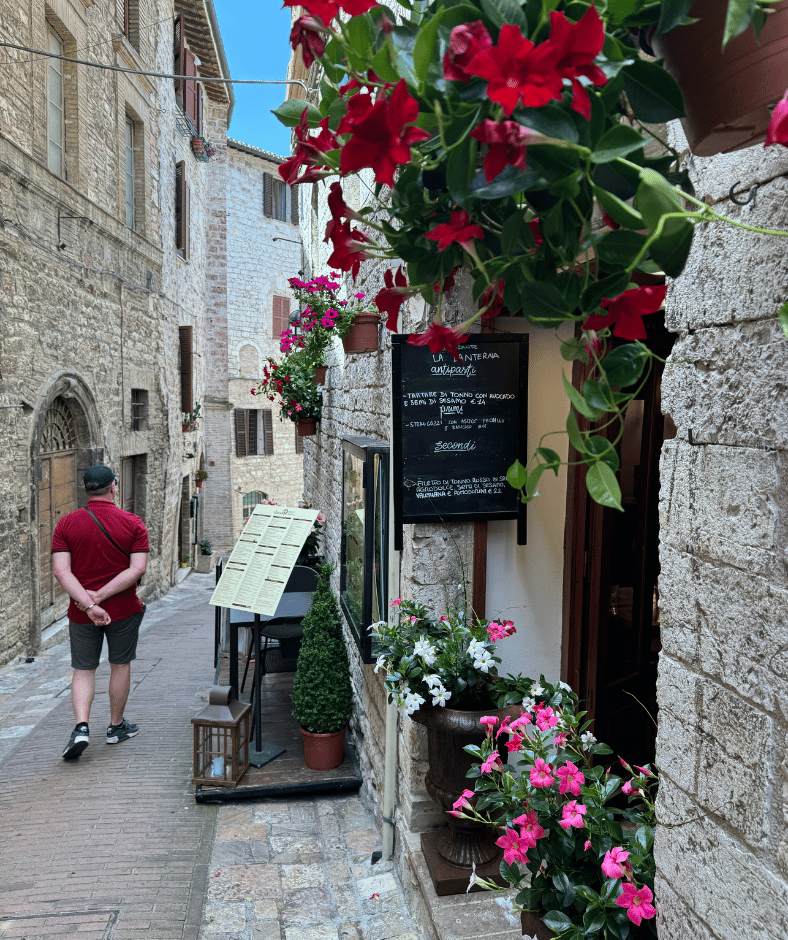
top-left (564, 319), bottom-right (675, 766)
top-left (39, 451), bottom-right (77, 609)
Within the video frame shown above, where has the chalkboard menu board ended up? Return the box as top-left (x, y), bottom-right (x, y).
top-left (391, 334), bottom-right (528, 548)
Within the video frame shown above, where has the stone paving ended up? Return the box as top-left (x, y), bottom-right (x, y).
top-left (0, 573), bottom-right (424, 940)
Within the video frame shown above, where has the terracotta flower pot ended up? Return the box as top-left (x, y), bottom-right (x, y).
top-left (195, 480), bottom-right (203, 488)
top-left (182, 423), bottom-right (190, 432)
top-left (648, 0), bottom-right (788, 156)
top-left (312, 365), bottom-right (328, 386)
top-left (297, 416), bottom-right (318, 436)
top-left (342, 312), bottom-right (380, 354)
top-left (191, 137), bottom-right (204, 154)
top-left (300, 725), bottom-right (346, 771)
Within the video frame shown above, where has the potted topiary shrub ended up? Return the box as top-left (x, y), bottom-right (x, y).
top-left (194, 538), bottom-right (215, 573)
top-left (291, 563), bottom-right (354, 770)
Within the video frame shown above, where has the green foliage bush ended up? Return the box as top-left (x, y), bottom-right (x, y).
top-left (291, 563), bottom-right (354, 734)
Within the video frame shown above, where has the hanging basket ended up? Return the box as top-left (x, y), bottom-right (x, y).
top-left (648, 0), bottom-right (788, 156)
top-left (297, 416), bottom-right (318, 437)
top-left (300, 725), bottom-right (346, 771)
top-left (342, 312), bottom-right (380, 354)
top-left (312, 365), bottom-right (328, 386)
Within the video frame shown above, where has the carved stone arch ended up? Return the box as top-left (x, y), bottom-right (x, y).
top-left (29, 372), bottom-right (103, 649)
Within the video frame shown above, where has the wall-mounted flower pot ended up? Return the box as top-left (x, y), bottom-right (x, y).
top-left (300, 725), bottom-right (346, 771)
top-left (297, 417), bottom-right (318, 436)
top-left (191, 137), bottom-right (204, 155)
top-left (195, 480), bottom-right (203, 488)
top-left (342, 312), bottom-right (380, 354)
top-left (648, 0), bottom-right (788, 156)
top-left (182, 423), bottom-right (190, 432)
top-left (312, 365), bottom-right (328, 386)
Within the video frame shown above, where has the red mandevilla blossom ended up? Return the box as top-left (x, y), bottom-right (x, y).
top-left (407, 322), bottom-right (469, 363)
top-left (479, 279), bottom-right (508, 320)
top-left (616, 883), bottom-right (657, 926)
top-left (324, 220), bottom-right (373, 279)
top-left (471, 119), bottom-right (530, 182)
top-left (546, 6), bottom-right (607, 119)
top-left (281, 0), bottom-right (378, 26)
top-left (583, 284), bottom-right (668, 341)
top-left (279, 109), bottom-right (338, 186)
top-left (442, 20), bottom-right (492, 82)
top-left (375, 266), bottom-right (412, 332)
top-left (289, 15), bottom-right (327, 69)
top-left (339, 80), bottom-right (431, 186)
top-left (765, 89), bottom-right (788, 146)
top-left (466, 24), bottom-right (563, 116)
top-left (424, 209), bottom-right (484, 253)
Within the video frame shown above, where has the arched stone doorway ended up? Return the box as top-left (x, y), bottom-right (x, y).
top-left (32, 374), bottom-right (101, 641)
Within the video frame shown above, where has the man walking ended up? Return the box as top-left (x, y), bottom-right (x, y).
top-left (52, 465), bottom-right (149, 759)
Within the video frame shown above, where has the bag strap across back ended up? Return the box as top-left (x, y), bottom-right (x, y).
top-left (84, 507), bottom-right (130, 561)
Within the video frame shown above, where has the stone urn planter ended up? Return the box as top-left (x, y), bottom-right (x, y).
top-left (647, 0), bottom-right (788, 155)
top-left (300, 725), bottom-right (346, 771)
top-left (412, 702), bottom-right (517, 896)
top-left (194, 553), bottom-right (216, 574)
top-left (296, 417), bottom-right (318, 437)
top-left (342, 312), bottom-right (380, 354)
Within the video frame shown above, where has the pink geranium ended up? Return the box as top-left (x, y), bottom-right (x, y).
top-left (765, 89), bottom-right (788, 146)
top-left (616, 883), bottom-right (656, 925)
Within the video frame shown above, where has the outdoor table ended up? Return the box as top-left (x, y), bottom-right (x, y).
top-left (228, 591), bottom-right (313, 766)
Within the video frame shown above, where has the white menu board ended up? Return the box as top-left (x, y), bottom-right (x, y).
top-left (209, 504), bottom-right (319, 616)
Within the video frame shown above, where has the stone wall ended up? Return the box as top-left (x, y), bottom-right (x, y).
top-left (656, 133), bottom-right (788, 938)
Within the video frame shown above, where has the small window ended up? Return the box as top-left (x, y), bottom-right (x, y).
top-left (125, 119), bottom-right (135, 229)
top-left (174, 13), bottom-right (199, 129)
top-left (263, 172), bottom-right (299, 224)
top-left (272, 296), bottom-right (290, 339)
top-left (242, 491), bottom-right (268, 521)
top-left (120, 454), bottom-right (147, 520)
top-left (131, 389), bottom-right (148, 431)
top-left (48, 30), bottom-right (64, 177)
top-left (234, 409), bottom-right (258, 457)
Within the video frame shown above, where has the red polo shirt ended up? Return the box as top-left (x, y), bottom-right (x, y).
top-left (51, 500), bottom-right (149, 624)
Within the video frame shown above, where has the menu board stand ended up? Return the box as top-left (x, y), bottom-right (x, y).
top-left (392, 334), bottom-right (528, 550)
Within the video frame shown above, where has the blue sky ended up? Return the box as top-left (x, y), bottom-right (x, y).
top-left (213, 1), bottom-right (295, 158)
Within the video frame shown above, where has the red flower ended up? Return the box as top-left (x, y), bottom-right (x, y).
top-left (325, 181), bottom-right (365, 244)
top-left (282, 0), bottom-right (378, 26)
top-left (289, 15), bottom-right (327, 69)
top-left (279, 109), bottom-right (338, 185)
top-left (424, 209), bottom-right (484, 253)
top-left (583, 284), bottom-right (668, 341)
top-left (434, 268), bottom-right (458, 293)
top-left (766, 89), bottom-right (788, 146)
top-left (545, 7), bottom-right (607, 119)
top-left (442, 21), bottom-right (492, 82)
top-left (467, 24), bottom-right (563, 116)
top-left (375, 266), bottom-right (413, 332)
top-left (407, 323), bottom-right (469, 362)
top-left (325, 220), bottom-right (372, 279)
top-left (339, 80), bottom-right (431, 186)
top-left (528, 218), bottom-right (543, 247)
top-left (479, 279), bottom-right (511, 320)
top-left (471, 119), bottom-right (530, 182)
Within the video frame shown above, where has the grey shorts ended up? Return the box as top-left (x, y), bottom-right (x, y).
top-left (69, 606), bottom-right (146, 670)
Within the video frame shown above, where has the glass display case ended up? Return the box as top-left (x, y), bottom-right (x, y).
top-left (340, 436), bottom-right (389, 664)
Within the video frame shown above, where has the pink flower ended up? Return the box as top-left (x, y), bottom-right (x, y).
top-left (766, 89), bottom-right (788, 146)
top-left (443, 21), bottom-right (492, 82)
top-left (480, 753), bottom-right (504, 774)
top-left (424, 209), bottom-right (484, 253)
top-left (487, 621), bottom-right (506, 641)
top-left (553, 732), bottom-right (569, 749)
top-left (282, 0), bottom-right (379, 26)
top-left (471, 119), bottom-right (530, 182)
top-left (407, 323), bottom-right (469, 363)
top-left (511, 810), bottom-right (545, 848)
top-left (495, 828), bottom-right (530, 865)
top-left (621, 780), bottom-right (642, 797)
top-left (601, 846), bottom-right (631, 880)
top-left (555, 761), bottom-right (585, 797)
top-left (448, 788), bottom-right (475, 817)
top-left (479, 715), bottom-right (500, 730)
top-left (558, 800), bottom-right (587, 830)
top-left (509, 713), bottom-right (532, 733)
top-left (534, 705), bottom-right (559, 732)
top-left (584, 840), bottom-right (592, 851)
top-left (529, 758), bottom-right (555, 789)
top-left (390, 597), bottom-right (401, 607)
top-left (616, 883), bottom-right (656, 926)
top-left (583, 285), bottom-right (668, 342)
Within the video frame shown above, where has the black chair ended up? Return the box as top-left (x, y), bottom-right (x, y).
top-left (240, 565), bottom-right (319, 692)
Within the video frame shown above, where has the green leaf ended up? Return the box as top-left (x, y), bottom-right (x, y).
top-left (779, 301), bottom-right (788, 338)
top-left (389, 26), bottom-right (419, 90)
top-left (271, 99), bottom-right (322, 128)
top-left (635, 167), bottom-right (695, 277)
top-left (501, 211), bottom-right (527, 256)
top-left (656, 0), bottom-right (695, 35)
top-left (326, 96), bottom-right (348, 132)
top-left (521, 282), bottom-right (572, 326)
top-left (581, 273), bottom-right (630, 313)
top-left (591, 742), bottom-right (614, 755)
top-left (651, 222), bottom-right (695, 279)
top-left (566, 409), bottom-right (584, 453)
top-left (413, 8), bottom-right (444, 88)
top-left (585, 435), bottom-right (620, 473)
top-left (586, 461), bottom-right (623, 510)
top-left (563, 373), bottom-right (605, 422)
top-left (622, 59), bottom-right (685, 123)
top-left (602, 344), bottom-right (648, 388)
top-left (506, 459), bottom-right (528, 489)
top-left (635, 824), bottom-right (654, 853)
top-left (526, 464), bottom-right (546, 497)
top-left (723, 0), bottom-right (758, 47)
top-left (583, 909), bottom-right (607, 933)
top-left (518, 103), bottom-right (581, 143)
top-left (593, 186), bottom-right (645, 230)
top-left (345, 15), bottom-right (374, 71)
top-left (447, 136), bottom-right (476, 203)
top-left (590, 124), bottom-right (647, 164)
top-left (595, 230), bottom-right (649, 269)
top-left (536, 447), bottom-right (562, 475)
top-left (480, 0), bottom-right (528, 31)
top-left (371, 43), bottom-right (400, 83)
top-left (582, 379), bottom-right (616, 412)
top-left (542, 911), bottom-right (574, 933)
top-left (469, 166), bottom-right (545, 200)
top-left (601, 877), bottom-right (620, 902)
top-left (560, 335), bottom-right (590, 363)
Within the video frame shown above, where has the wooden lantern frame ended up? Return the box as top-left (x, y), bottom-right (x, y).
top-left (191, 686), bottom-right (251, 788)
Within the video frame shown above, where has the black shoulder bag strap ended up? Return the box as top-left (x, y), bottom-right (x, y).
top-left (84, 507), bottom-right (142, 585)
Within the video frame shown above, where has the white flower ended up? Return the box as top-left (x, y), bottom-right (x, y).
top-left (467, 639), bottom-right (485, 657)
top-left (530, 683), bottom-right (545, 697)
top-left (473, 650), bottom-right (493, 673)
top-left (558, 680), bottom-right (572, 692)
top-left (432, 688), bottom-right (452, 707)
top-left (403, 691), bottom-right (425, 716)
top-left (424, 674), bottom-right (444, 690)
top-left (466, 861), bottom-right (477, 894)
top-left (522, 695), bottom-right (536, 710)
top-left (580, 731), bottom-right (597, 746)
top-left (374, 654), bottom-right (387, 674)
top-left (495, 896), bottom-right (518, 927)
top-left (413, 636), bottom-right (437, 665)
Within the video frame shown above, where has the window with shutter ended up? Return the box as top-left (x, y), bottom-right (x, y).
top-left (290, 186), bottom-right (299, 225)
top-left (262, 409), bottom-right (274, 456)
top-left (124, 0), bottom-right (140, 49)
top-left (175, 160), bottom-right (189, 258)
top-left (173, 14), bottom-right (185, 105)
top-left (179, 326), bottom-right (193, 414)
top-left (184, 48), bottom-right (197, 124)
top-left (185, 179), bottom-right (191, 261)
top-left (272, 296), bottom-right (290, 339)
top-left (234, 410), bottom-right (259, 457)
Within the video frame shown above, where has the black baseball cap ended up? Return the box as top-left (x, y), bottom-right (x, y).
top-left (83, 465), bottom-right (116, 491)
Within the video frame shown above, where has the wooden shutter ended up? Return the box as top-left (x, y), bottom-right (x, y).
top-left (184, 179), bottom-right (191, 261)
top-left (179, 325), bottom-right (193, 414)
top-left (124, 0), bottom-right (130, 38)
top-left (294, 425), bottom-right (304, 454)
top-left (174, 13), bottom-right (185, 104)
top-left (248, 410), bottom-right (258, 456)
top-left (290, 185), bottom-right (299, 225)
top-left (272, 296), bottom-right (290, 338)
top-left (121, 457), bottom-right (134, 513)
top-left (262, 409), bottom-right (274, 456)
top-left (263, 172), bottom-right (273, 218)
top-left (234, 409), bottom-right (248, 457)
top-left (197, 85), bottom-right (204, 136)
top-left (175, 160), bottom-right (186, 255)
top-left (184, 48), bottom-right (197, 124)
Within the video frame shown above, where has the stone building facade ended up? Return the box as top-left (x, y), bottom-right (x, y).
top-left (0, 0), bottom-right (232, 664)
top-left (223, 139), bottom-right (304, 541)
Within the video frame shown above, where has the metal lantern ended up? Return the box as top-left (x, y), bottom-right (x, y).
top-left (191, 685), bottom-right (251, 788)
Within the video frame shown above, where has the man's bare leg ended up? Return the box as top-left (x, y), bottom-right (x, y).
top-left (108, 663), bottom-right (131, 726)
top-left (71, 669), bottom-right (96, 724)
